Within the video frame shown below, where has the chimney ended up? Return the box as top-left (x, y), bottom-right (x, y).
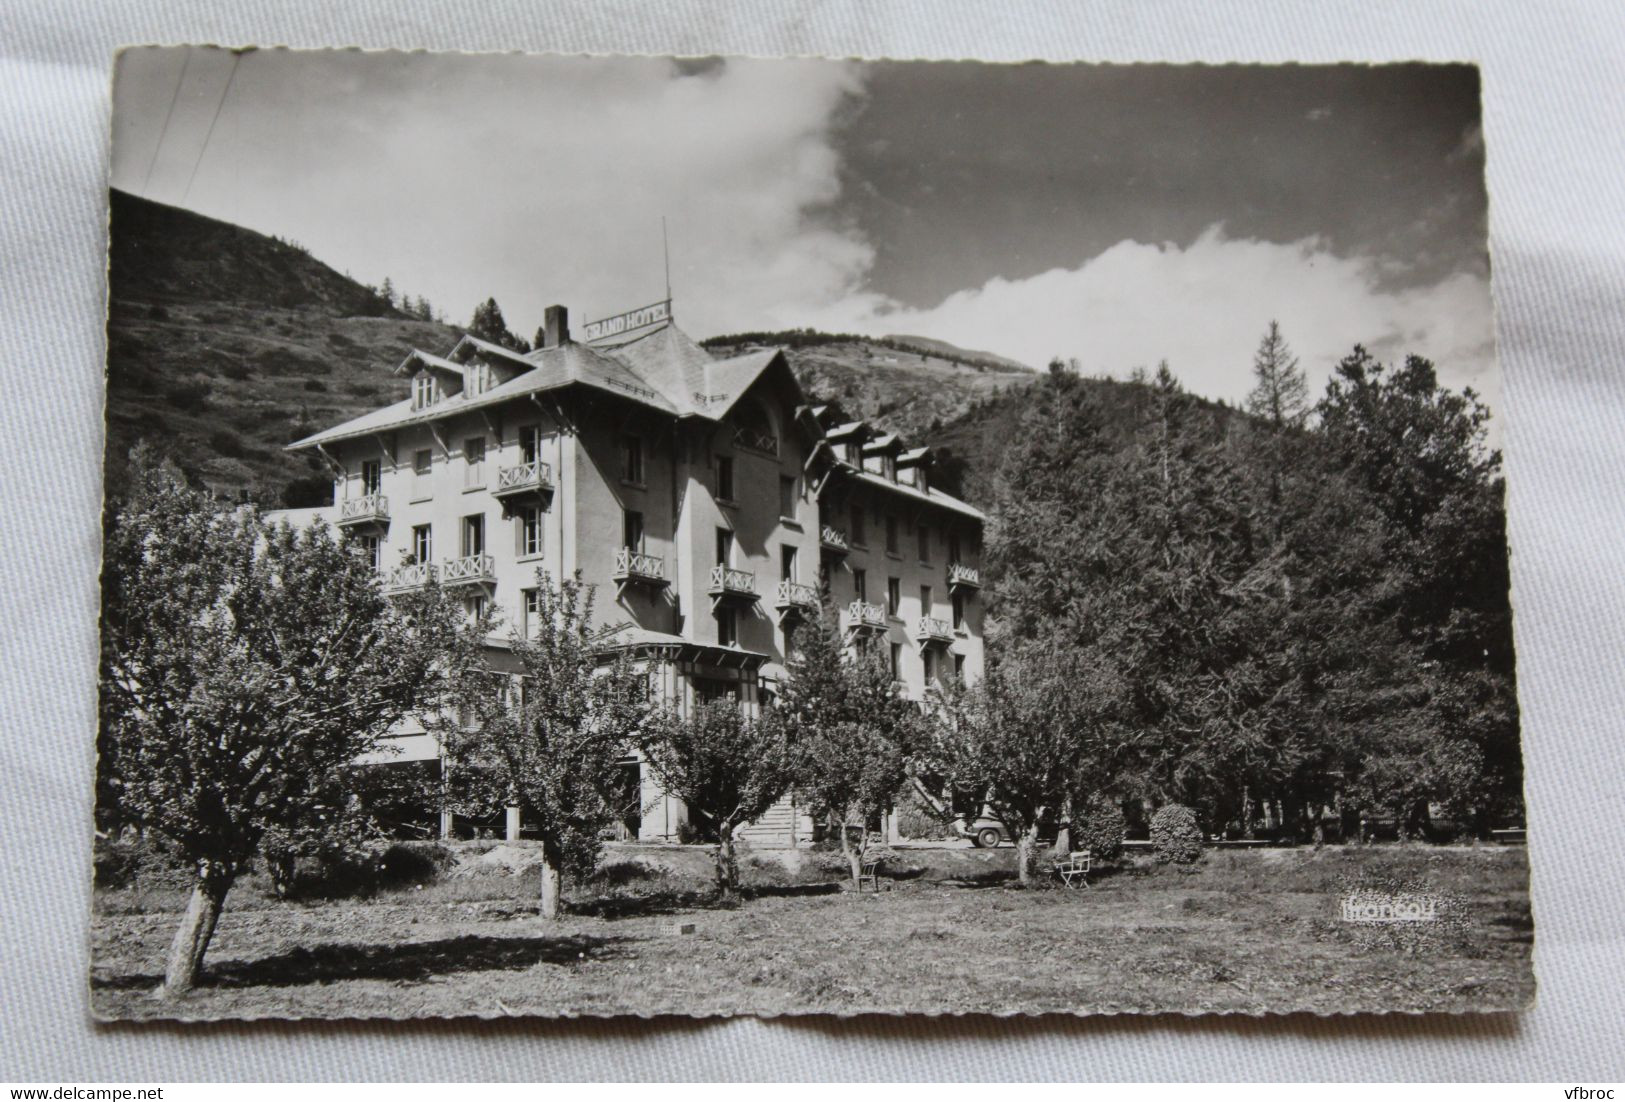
top-left (543, 304), bottom-right (569, 348)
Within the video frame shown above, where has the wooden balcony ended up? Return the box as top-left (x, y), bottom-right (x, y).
top-left (774, 579), bottom-right (820, 620)
top-left (492, 460), bottom-right (554, 515)
top-left (845, 600), bottom-right (886, 634)
top-left (337, 493), bottom-right (389, 529)
top-left (914, 616), bottom-right (954, 647)
top-left (819, 524), bottom-right (850, 555)
top-left (613, 547), bottom-right (667, 588)
top-left (946, 561), bottom-right (981, 591)
top-left (709, 564), bottom-right (758, 604)
top-left (440, 553), bottom-right (496, 587)
top-left (383, 562), bottom-right (435, 591)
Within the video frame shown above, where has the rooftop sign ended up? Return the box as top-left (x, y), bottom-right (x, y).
top-left (582, 299), bottom-right (671, 343)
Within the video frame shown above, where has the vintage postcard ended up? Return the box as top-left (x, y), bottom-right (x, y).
top-left (95, 49), bottom-right (1531, 1020)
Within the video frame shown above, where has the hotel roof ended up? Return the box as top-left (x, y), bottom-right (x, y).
top-left (288, 321), bottom-right (784, 451)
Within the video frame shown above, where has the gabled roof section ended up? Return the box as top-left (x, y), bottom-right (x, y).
top-left (840, 466), bottom-right (985, 521)
top-left (452, 334), bottom-right (536, 370)
top-left (594, 323), bottom-right (789, 419)
top-left (395, 349), bottom-right (464, 378)
top-left (863, 433), bottom-right (903, 455)
top-left (898, 446), bottom-right (933, 467)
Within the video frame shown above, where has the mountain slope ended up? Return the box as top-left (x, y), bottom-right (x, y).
top-left (104, 191), bottom-right (1050, 506)
top-left (106, 190), bottom-right (464, 503)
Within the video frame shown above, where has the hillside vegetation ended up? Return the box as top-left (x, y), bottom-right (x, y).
top-left (106, 191), bottom-right (1050, 506)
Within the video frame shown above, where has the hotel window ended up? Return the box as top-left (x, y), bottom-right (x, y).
top-left (889, 642), bottom-right (902, 681)
top-left (464, 437), bottom-right (486, 488)
top-left (920, 584), bottom-right (933, 618)
top-left (953, 654), bottom-right (966, 682)
top-left (923, 648), bottom-right (936, 685)
top-left (412, 373), bottom-right (434, 410)
top-left (623, 510), bottom-right (644, 552)
top-left (464, 594), bottom-right (489, 624)
top-left (357, 533), bottom-right (381, 571)
top-left (917, 523), bottom-right (931, 563)
top-left (845, 440), bottom-right (862, 465)
top-left (621, 434), bottom-right (643, 484)
top-left (716, 455), bottom-right (735, 502)
top-left (781, 544), bottom-right (798, 582)
top-left (715, 527), bottom-right (734, 566)
top-left (850, 502), bottom-right (866, 546)
top-left (715, 606), bottom-right (738, 647)
top-left (521, 588), bottom-right (540, 637)
top-left (885, 515), bottom-right (899, 555)
top-left (852, 568), bottom-right (867, 602)
top-left (520, 425), bottom-right (542, 465)
top-left (948, 530), bottom-right (961, 564)
top-left (886, 577), bottom-right (901, 618)
top-left (466, 361), bottom-right (491, 396)
top-left (517, 505), bottom-right (543, 558)
top-left (412, 524), bottom-right (433, 564)
top-left (952, 590), bottom-right (965, 630)
top-left (461, 514), bottom-right (485, 557)
top-left (779, 475), bottom-right (797, 519)
top-left (412, 449), bottom-right (433, 500)
top-left (360, 459), bottom-right (381, 496)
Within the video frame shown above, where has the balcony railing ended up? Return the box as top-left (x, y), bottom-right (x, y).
top-left (440, 553), bottom-right (496, 587)
top-left (383, 562), bottom-right (435, 591)
top-left (946, 561), bottom-right (981, 590)
top-left (774, 579), bottom-right (819, 614)
top-left (845, 600), bottom-right (886, 633)
top-left (613, 547), bottom-right (667, 586)
top-left (493, 460), bottom-right (554, 498)
top-left (820, 524), bottom-right (850, 554)
top-left (338, 493), bottom-right (389, 528)
top-left (709, 564), bottom-right (758, 602)
top-left (915, 616), bottom-right (954, 646)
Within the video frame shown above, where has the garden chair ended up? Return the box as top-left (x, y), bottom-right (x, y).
top-left (858, 832), bottom-right (885, 892)
top-left (1052, 848), bottom-right (1090, 889)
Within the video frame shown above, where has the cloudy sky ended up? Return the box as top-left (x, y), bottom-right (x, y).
top-left (111, 50), bottom-right (1497, 418)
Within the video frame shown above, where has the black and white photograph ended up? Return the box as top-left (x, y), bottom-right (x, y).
top-left (93, 48), bottom-right (1531, 1021)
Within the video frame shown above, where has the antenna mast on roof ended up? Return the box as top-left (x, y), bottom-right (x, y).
top-left (662, 215), bottom-right (672, 310)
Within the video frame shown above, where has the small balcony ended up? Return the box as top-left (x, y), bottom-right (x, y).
top-left (915, 616), bottom-right (954, 647)
top-left (709, 564), bottom-right (758, 604)
top-left (820, 524), bottom-right (850, 555)
top-left (383, 562), bottom-right (435, 591)
top-left (440, 553), bottom-right (496, 587)
top-left (492, 460), bottom-right (554, 515)
top-left (845, 600), bottom-right (886, 634)
top-left (946, 561), bottom-right (981, 591)
top-left (774, 579), bottom-right (820, 620)
top-left (337, 493), bottom-right (389, 529)
top-left (613, 547), bottom-right (667, 588)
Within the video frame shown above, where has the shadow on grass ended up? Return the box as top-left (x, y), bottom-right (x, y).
top-left (92, 932), bottom-right (625, 993)
top-left (743, 882), bottom-right (842, 899)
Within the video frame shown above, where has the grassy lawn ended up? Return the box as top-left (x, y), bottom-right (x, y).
top-left (90, 844), bottom-right (1534, 1020)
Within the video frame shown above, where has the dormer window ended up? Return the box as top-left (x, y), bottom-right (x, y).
top-left (412, 374), bottom-right (435, 410)
top-left (466, 361), bottom-right (492, 397)
top-left (845, 441), bottom-right (862, 465)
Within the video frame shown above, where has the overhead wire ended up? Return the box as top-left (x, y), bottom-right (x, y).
top-left (180, 50), bottom-right (244, 207)
top-left (139, 49), bottom-right (191, 197)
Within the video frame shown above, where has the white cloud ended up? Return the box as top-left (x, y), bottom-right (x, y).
top-left (811, 227), bottom-right (1501, 423)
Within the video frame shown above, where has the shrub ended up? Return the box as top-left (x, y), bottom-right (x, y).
top-left (1077, 798), bottom-right (1127, 863)
top-left (164, 381), bottom-right (210, 414)
top-left (894, 790), bottom-right (957, 841)
top-left (375, 842), bottom-right (455, 888)
top-left (1149, 804), bottom-right (1204, 864)
top-left (93, 834), bottom-right (190, 891)
top-left (208, 430), bottom-right (246, 458)
top-left (303, 378), bottom-right (328, 393)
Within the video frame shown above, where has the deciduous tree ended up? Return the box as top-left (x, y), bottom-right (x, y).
top-left (99, 451), bottom-right (472, 995)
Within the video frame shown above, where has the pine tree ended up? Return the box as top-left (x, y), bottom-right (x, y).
top-left (1245, 320), bottom-right (1309, 429)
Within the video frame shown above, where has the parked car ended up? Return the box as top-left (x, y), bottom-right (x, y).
top-left (956, 814), bottom-right (1065, 849)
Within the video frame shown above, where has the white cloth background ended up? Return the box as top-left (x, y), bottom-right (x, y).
top-left (3, 0), bottom-right (1623, 1082)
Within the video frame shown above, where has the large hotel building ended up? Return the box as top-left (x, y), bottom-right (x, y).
top-left (276, 302), bottom-right (985, 847)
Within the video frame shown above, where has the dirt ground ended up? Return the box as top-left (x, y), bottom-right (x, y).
top-left (90, 843), bottom-right (1534, 1021)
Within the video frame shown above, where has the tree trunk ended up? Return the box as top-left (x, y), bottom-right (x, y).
top-left (715, 824), bottom-right (738, 901)
top-left (1051, 797), bottom-right (1074, 857)
top-left (1015, 823), bottom-right (1041, 887)
top-left (840, 816), bottom-right (862, 888)
top-left (1241, 786), bottom-right (1254, 841)
top-left (538, 853), bottom-right (562, 919)
top-left (160, 861), bottom-right (234, 997)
